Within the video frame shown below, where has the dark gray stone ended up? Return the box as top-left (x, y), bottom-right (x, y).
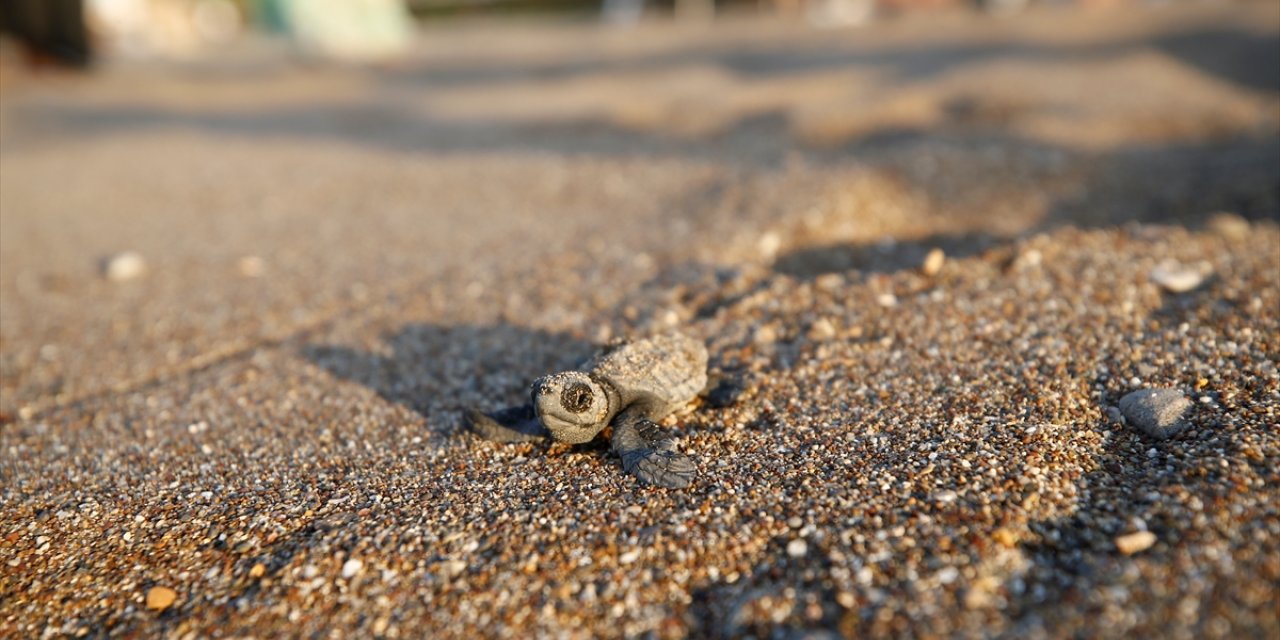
top-left (1119, 388), bottom-right (1192, 439)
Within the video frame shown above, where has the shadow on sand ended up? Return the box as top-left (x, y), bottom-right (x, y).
top-left (770, 131), bottom-right (1279, 280)
top-left (301, 323), bottom-right (596, 438)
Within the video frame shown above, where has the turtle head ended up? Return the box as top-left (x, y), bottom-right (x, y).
top-left (532, 371), bottom-right (611, 444)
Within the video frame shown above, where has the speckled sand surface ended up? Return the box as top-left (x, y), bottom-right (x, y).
top-left (2, 4), bottom-right (1278, 638)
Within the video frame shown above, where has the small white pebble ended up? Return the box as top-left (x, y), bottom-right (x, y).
top-left (619, 549), bottom-right (642, 564)
top-left (1115, 531), bottom-right (1157, 555)
top-left (753, 325), bottom-right (778, 346)
top-left (342, 558), bottom-right (363, 579)
top-left (1016, 248), bottom-right (1042, 268)
top-left (921, 248), bottom-right (946, 276)
top-left (102, 251), bottom-right (146, 282)
top-left (758, 231), bottom-right (782, 259)
top-left (876, 293), bottom-right (898, 307)
top-left (1151, 260), bottom-right (1209, 293)
top-left (807, 318), bottom-right (837, 342)
top-left (787, 539), bottom-right (809, 558)
top-left (442, 560), bottom-right (466, 578)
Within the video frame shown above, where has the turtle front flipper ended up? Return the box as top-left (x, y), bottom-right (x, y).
top-left (465, 405), bottom-right (549, 443)
top-left (611, 401), bottom-right (696, 489)
top-left (700, 368), bottom-right (745, 409)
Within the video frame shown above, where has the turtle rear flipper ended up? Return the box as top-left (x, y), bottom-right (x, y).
top-left (465, 405), bottom-right (549, 443)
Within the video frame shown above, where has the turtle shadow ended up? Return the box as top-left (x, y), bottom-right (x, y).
top-left (300, 323), bottom-right (596, 440)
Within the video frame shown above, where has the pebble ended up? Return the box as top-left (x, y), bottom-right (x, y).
top-left (1104, 406), bottom-right (1125, 425)
top-left (1011, 247), bottom-right (1042, 270)
top-left (786, 539), bottom-right (809, 558)
top-left (992, 528), bottom-right (1017, 548)
top-left (102, 252), bottom-right (147, 282)
top-left (814, 273), bottom-right (845, 291)
top-left (238, 256), bottom-right (265, 278)
top-left (1115, 531), bottom-right (1158, 555)
top-left (806, 318), bottom-right (837, 342)
top-left (341, 558), bottom-right (363, 579)
top-left (250, 563), bottom-right (266, 578)
top-left (876, 292), bottom-right (898, 307)
top-left (1150, 260), bottom-right (1208, 293)
top-left (921, 248), bottom-right (946, 276)
top-left (963, 578), bottom-right (999, 609)
top-left (753, 325), bottom-right (778, 345)
top-left (1118, 388), bottom-right (1192, 439)
top-left (758, 232), bottom-right (782, 259)
top-left (441, 560), bottom-right (467, 578)
top-left (146, 586), bottom-right (177, 611)
top-left (1206, 211), bottom-right (1250, 240)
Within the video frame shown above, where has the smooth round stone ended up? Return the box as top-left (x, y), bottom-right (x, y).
top-left (102, 251), bottom-right (147, 282)
top-left (786, 538), bottom-right (809, 558)
top-left (1151, 260), bottom-right (1208, 293)
top-left (1118, 388), bottom-right (1192, 439)
top-left (146, 586), bottom-right (177, 611)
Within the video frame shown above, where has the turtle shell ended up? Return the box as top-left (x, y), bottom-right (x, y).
top-left (584, 333), bottom-right (708, 417)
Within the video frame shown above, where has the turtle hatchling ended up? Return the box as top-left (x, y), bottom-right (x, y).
top-left (465, 333), bottom-right (735, 489)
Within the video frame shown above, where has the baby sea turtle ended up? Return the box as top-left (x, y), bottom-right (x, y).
top-left (465, 333), bottom-right (734, 489)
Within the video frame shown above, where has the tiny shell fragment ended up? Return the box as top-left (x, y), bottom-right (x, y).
top-left (1115, 531), bottom-right (1157, 555)
top-left (1151, 260), bottom-right (1208, 293)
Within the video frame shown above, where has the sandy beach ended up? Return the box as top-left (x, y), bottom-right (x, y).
top-left (1, 3), bottom-right (1277, 637)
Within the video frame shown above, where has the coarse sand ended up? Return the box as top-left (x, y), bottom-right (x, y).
top-left (2, 3), bottom-right (1278, 638)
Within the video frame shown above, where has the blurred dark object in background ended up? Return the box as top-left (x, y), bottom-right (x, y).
top-left (0, 0), bottom-right (92, 68)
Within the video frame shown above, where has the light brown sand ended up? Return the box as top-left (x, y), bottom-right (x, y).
top-left (1, 3), bottom-right (1277, 637)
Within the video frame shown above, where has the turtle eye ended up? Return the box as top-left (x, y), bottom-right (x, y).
top-left (560, 383), bottom-right (594, 413)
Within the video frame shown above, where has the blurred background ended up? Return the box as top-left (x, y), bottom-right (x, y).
top-left (9, 0), bottom-right (1277, 66)
top-left (0, 0), bottom-right (1157, 66)
top-left (0, 0), bottom-right (1276, 416)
